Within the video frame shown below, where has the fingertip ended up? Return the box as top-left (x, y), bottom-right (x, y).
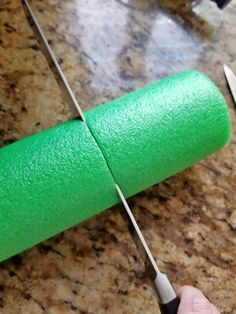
top-left (177, 286), bottom-right (220, 314)
top-left (192, 295), bottom-right (210, 311)
top-left (177, 285), bottom-right (202, 297)
top-left (177, 285), bottom-right (189, 297)
top-left (210, 303), bottom-right (220, 314)
top-left (177, 285), bottom-right (210, 313)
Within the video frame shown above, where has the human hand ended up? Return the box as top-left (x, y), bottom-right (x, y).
top-left (177, 285), bottom-right (220, 314)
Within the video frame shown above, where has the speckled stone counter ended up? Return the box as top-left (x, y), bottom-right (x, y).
top-left (0, 0), bottom-right (236, 313)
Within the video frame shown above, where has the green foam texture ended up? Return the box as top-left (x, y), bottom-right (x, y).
top-left (0, 121), bottom-right (118, 261)
top-left (0, 70), bottom-right (231, 262)
top-left (86, 71), bottom-right (231, 196)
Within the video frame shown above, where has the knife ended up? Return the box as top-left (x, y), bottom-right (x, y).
top-left (224, 64), bottom-right (236, 104)
top-left (22, 0), bottom-right (86, 122)
top-left (22, 1), bottom-right (180, 313)
top-left (116, 184), bottom-right (180, 313)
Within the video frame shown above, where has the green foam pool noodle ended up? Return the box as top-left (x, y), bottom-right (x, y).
top-left (86, 70), bottom-right (231, 196)
top-left (0, 121), bottom-right (119, 262)
top-left (0, 70), bottom-right (231, 262)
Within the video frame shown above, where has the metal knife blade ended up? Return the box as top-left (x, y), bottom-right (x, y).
top-left (115, 184), bottom-right (179, 310)
top-left (22, 1), bottom-right (180, 312)
top-left (224, 64), bottom-right (236, 104)
top-left (22, 0), bottom-right (86, 122)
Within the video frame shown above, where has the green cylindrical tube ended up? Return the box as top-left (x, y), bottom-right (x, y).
top-left (0, 70), bottom-right (231, 262)
top-left (0, 121), bottom-right (118, 262)
top-left (86, 70), bottom-right (231, 196)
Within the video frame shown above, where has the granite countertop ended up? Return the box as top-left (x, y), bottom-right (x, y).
top-left (0, 0), bottom-right (235, 313)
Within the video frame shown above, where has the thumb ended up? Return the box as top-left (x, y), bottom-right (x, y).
top-left (177, 285), bottom-right (220, 314)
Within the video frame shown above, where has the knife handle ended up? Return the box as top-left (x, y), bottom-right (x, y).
top-left (154, 272), bottom-right (180, 314)
top-left (159, 296), bottom-right (180, 314)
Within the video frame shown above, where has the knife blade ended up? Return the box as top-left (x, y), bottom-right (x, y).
top-left (224, 64), bottom-right (236, 104)
top-left (22, 0), bottom-right (86, 122)
top-left (115, 184), bottom-right (180, 313)
top-left (22, 1), bottom-right (180, 313)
